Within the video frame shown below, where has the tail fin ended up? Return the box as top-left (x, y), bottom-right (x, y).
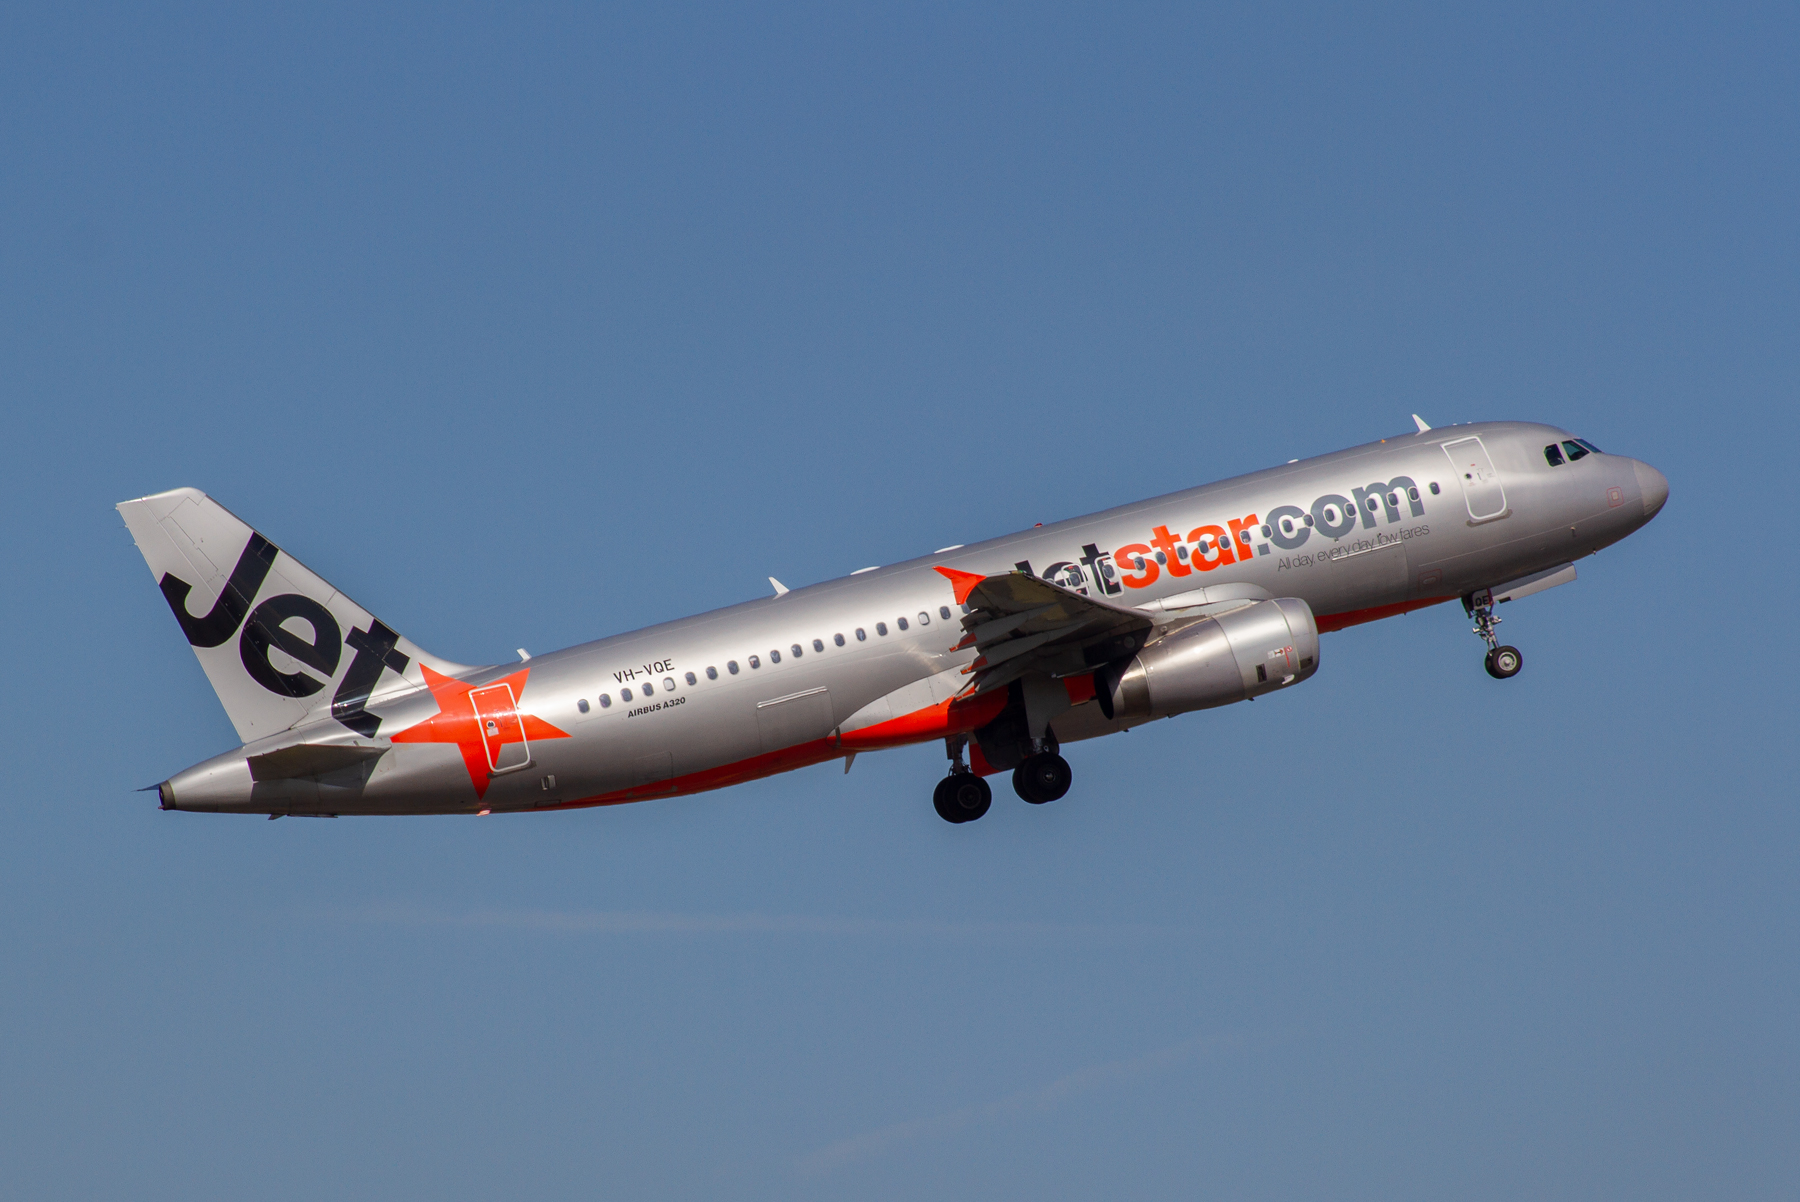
top-left (117, 487), bottom-right (473, 743)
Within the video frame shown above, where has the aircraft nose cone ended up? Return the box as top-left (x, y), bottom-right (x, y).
top-left (1633, 459), bottom-right (1669, 519)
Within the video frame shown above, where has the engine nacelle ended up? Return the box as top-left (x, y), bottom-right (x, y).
top-left (1096, 597), bottom-right (1319, 724)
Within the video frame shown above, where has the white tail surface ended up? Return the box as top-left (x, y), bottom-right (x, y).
top-left (117, 487), bottom-right (474, 743)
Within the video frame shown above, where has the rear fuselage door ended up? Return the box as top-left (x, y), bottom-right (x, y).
top-left (1442, 436), bottom-right (1507, 521)
top-left (469, 683), bottom-right (531, 774)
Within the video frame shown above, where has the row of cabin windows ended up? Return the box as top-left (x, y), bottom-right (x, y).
top-left (574, 604), bottom-right (959, 713)
top-left (1544, 438), bottom-right (1603, 467)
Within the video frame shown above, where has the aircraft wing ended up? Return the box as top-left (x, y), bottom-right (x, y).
top-left (936, 568), bottom-right (1153, 695)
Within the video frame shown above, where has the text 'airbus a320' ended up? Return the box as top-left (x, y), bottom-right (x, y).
top-left (122, 417), bottom-right (1667, 823)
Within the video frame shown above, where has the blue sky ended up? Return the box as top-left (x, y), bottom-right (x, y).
top-left (2, 4), bottom-right (1794, 1198)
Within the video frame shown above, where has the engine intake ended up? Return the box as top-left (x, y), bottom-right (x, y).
top-left (1096, 597), bottom-right (1319, 724)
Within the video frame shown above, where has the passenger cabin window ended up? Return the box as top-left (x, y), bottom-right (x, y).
top-left (727, 660), bottom-right (739, 675)
top-left (1545, 444), bottom-right (1565, 466)
top-left (813, 638), bottom-right (825, 652)
top-left (791, 643), bottom-right (803, 658)
top-left (748, 655), bottom-right (760, 669)
top-left (834, 633), bottom-right (845, 646)
top-left (685, 671), bottom-right (697, 685)
top-left (599, 693), bottom-right (612, 708)
top-left (875, 623), bottom-right (887, 636)
top-left (663, 677), bottom-right (676, 691)
top-left (577, 698), bottom-right (590, 713)
top-left (917, 611), bottom-right (930, 626)
top-left (620, 687), bottom-right (632, 701)
top-left (897, 616), bottom-right (909, 631)
top-left (642, 681), bottom-right (654, 695)
top-left (856, 628), bottom-right (867, 641)
top-left (769, 650), bottom-right (780, 663)
top-left (939, 606), bottom-right (952, 620)
top-left (1562, 440), bottom-right (1589, 462)
top-left (1429, 482), bottom-right (1441, 494)
top-left (706, 666), bottom-right (718, 680)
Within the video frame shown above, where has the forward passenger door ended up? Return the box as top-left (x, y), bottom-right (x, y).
top-left (1442, 436), bottom-right (1508, 522)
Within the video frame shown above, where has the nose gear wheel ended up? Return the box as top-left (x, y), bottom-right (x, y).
top-left (1485, 645), bottom-right (1523, 678)
top-left (1465, 589), bottom-right (1524, 680)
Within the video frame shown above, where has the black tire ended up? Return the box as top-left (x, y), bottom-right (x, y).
top-left (1485, 645), bottom-right (1523, 679)
top-left (1013, 753), bottom-right (1073, 804)
top-left (934, 773), bottom-right (991, 823)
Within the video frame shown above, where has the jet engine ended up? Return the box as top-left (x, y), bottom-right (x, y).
top-left (1095, 597), bottom-right (1318, 724)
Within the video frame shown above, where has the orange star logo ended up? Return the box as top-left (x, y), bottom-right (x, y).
top-left (389, 664), bottom-right (570, 798)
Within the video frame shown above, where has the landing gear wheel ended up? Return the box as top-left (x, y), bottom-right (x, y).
top-left (1485, 645), bottom-right (1523, 679)
top-left (1013, 753), bottom-right (1072, 804)
top-left (933, 773), bottom-right (992, 823)
top-left (1466, 590), bottom-right (1523, 681)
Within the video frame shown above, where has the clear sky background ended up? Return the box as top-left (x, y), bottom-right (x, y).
top-left (1, 4), bottom-right (1794, 1199)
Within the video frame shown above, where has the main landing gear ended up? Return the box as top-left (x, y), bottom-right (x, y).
top-left (934, 737), bottom-right (991, 823)
top-left (934, 736), bottom-right (1074, 822)
top-left (933, 772), bottom-right (992, 824)
top-left (1465, 590), bottom-right (1523, 680)
top-left (1012, 752), bottom-right (1072, 805)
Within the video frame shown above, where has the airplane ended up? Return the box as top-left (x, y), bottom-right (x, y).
top-left (120, 417), bottom-right (1668, 824)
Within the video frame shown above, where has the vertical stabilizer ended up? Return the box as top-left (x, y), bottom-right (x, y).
top-left (117, 488), bottom-right (474, 743)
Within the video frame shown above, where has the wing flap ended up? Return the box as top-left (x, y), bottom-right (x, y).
top-left (936, 567), bottom-right (1152, 695)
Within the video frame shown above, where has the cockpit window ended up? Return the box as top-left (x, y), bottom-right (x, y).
top-left (1544, 444), bottom-right (1565, 466)
top-left (1575, 438), bottom-right (1603, 454)
top-left (1562, 440), bottom-right (1589, 462)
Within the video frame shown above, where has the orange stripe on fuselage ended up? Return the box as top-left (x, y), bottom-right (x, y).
top-left (1315, 595), bottom-right (1454, 632)
top-left (536, 685), bottom-right (1024, 812)
top-left (545, 736), bottom-right (847, 811)
top-left (837, 689), bottom-right (1010, 752)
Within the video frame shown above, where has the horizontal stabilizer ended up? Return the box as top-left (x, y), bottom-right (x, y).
top-left (247, 743), bottom-right (387, 782)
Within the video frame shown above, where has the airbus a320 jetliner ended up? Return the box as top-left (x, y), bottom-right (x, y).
top-left (122, 418), bottom-right (1667, 823)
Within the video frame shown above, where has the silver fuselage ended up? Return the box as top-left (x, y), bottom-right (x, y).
top-left (162, 421), bottom-right (1667, 815)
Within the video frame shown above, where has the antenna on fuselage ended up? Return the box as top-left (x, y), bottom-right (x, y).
top-left (1412, 414), bottom-right (1432, 433)
top-left (769, 577), bottom-right (790, 597)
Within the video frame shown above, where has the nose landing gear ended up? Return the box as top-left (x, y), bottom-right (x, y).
top-left (1465, 590), bottom-right (1524, 679)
